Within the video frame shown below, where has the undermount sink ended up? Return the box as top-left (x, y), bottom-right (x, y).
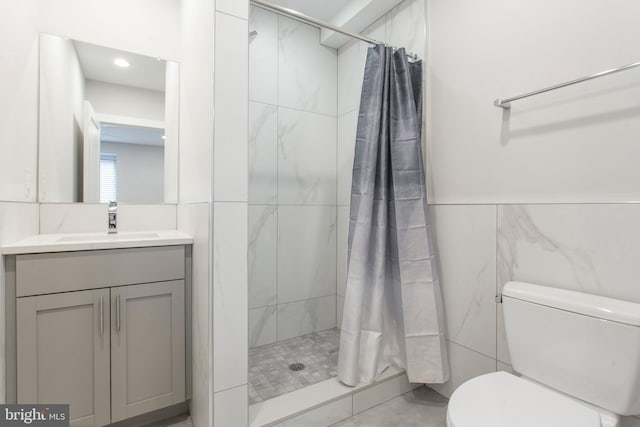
top-left (56, 233), bottom-right (160, 242)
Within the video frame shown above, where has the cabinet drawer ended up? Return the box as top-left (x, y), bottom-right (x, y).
top-left (16, 246), bottom-right (185, 297)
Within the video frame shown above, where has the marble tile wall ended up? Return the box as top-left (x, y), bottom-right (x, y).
top-left (248, 6), bottom-right (338, 348)
top-left (39, 203), bottom-right (177, 233)
top-left (416, 202), bottom-right (640, 425)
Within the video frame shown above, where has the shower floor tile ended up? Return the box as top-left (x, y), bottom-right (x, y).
top-left (248, 328), bottom-right (340, 405)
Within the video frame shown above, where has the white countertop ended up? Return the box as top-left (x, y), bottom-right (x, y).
top-left (1, 230), bottom-right (193, 255)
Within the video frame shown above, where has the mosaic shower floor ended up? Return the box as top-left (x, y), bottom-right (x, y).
top-left (248, 328), bottom-right (340, 405)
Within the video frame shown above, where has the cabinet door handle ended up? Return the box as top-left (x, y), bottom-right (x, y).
top-left (116, 293), bottom-right (121, 332)
top-left (99, 295), bottom-right (104, 336)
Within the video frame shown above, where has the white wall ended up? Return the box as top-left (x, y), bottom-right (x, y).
top-left (101, 142), bottom-right (164, 203)
top-left (0, 0), bottom-right (38, 203)
top-left (85, 80), bottom-right (165, 122)
top-left (248, 6), bottom-right (338, 348)
top-left (38, 34), bottom-right (85, 203)
top-left (37, 0), bottom-right (180, 61)
top-left (427, 0), bottom-right (640, 204)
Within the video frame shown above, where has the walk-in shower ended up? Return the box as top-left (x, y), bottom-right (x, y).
top-left (247, 0), bottom-right (430, 420)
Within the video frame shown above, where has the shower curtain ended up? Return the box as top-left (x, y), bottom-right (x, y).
top-left (338, 44), bottom-right (449, 386)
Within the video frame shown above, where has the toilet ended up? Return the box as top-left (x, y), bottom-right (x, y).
top-left (446, 281), bottom-right (640, 427)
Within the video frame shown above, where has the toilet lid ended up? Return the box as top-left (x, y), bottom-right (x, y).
top-left (447, 372), bottom-right (604, 427)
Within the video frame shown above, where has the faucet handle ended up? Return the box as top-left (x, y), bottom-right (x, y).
top-left (108, 200), bottom-right (117, 209)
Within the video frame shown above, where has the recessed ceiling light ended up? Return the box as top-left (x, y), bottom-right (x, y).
top-left (161, 135), bottom-right (166, 140)
top-left (114, 58), bottom-right (130, 68)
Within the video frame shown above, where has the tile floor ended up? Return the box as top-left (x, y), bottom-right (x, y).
top-left (332, 386), bottom-right (448, 427)
top-left (248, 328), bottom-right (340, 404)
top-left (163, 386), bottom-right (448, 427)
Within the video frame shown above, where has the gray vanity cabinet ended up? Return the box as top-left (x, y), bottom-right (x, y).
top-left (16, 289), bottom-right (111, 427)
top-left (110, 280), bottom-right (185, 422)
top-left (9, 245), bottom-right (188, 427)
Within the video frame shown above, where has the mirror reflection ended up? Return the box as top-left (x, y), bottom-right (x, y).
top-left (38, 34), bottom-right (179, 203)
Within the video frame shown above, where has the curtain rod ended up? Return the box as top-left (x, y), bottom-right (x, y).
top-left (249, 0), bottom-right (419, 61)
top-left (494, 60), bottom-right (640, 109)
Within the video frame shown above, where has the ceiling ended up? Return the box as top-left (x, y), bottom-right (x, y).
top-left (101, 123), bottom-right (165, 147)
top-left (259, 0), bottom-right (405, 49)
top-left (73, 40), bottom-right (166, 92)
top-left (265, 0), bottom-right (349, 22)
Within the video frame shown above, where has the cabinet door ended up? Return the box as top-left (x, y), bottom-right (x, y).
top-left (17, 289), bottom-right (111, 427)
top-left (111, 280), bottom-right (185, 422)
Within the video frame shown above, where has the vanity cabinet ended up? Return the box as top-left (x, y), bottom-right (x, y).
top-left (7, 244), bottom-right (189, 427)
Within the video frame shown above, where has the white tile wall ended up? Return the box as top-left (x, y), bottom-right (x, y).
top-left (336, 295), bottom-right (345, 329)
top-left (336, 18), bottom-right (385, 117)
top-left (278, 16), bottom-right (337, 116)
top-left (278, 206), bottom-right (336, 303)
top-left (249, 102), bottom-right (278, 205)
top-left (336, 206), bottom-right (349, 298)
top-left (213, 202), bottom-right (248, 392)
top-left (39, 203), bottom-right (106, 233)
top-left (432, 205), bottom-right (497, 359)
top-left (214, 385), bottom-right (248, 427)
top-left (216, 0), bottom-right (248, 19)
top-left (277, 108), bottom-right (337, 205)
top-left (622, 416), bottom-right (640, 427)
top-left (498, 204), bottom-right (640, 302)
top-left (177, 202), bottom-right (211, 427)
top-left (214, 11), bottom-right (248, 203)
top-left (277, 296), bottom-right (336, 341)
top-left (179, 0), bottom-right (214, 204)
top-left (337, 111), bottom-right (357, 206)
top-left (248, 205), bottom-right (277, 308)
top-left (39, 203), bottom-right (177, 234)
top-left (212, 3), bottom-right (249, 425)
top-left (249, 7), bottom-right (278, 105)
top-left (249, 305), bottom-right (278, 348)
top-left (430, 340), bottom-right (496, 399)
top-left (118, 204), bottom-right (177, 231)
top-left (385, 0), bottom-right (425, 58)
top-left (249, 6), bottom-right (339, 346)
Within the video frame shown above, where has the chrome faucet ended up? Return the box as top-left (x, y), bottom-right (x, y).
top-left (108, 201), bottom-right (118, 234)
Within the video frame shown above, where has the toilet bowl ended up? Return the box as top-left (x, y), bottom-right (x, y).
top-left (445, 282), bottom-right (640, 427)
top-left (446, 372), bottom-right (618, 427)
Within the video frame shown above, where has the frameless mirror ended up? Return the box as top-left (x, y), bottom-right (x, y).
top-left (38, 34), bottom-right (179, 203)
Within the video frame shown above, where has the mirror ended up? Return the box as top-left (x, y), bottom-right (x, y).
top-left (38, 34), bottom-right (179, 203)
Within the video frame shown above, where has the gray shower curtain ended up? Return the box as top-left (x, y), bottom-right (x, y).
top-left (338, 45), bottom-right (449, 386)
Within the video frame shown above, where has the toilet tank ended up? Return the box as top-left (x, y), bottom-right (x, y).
top-left (502, 281), bottom-right (640, 416)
